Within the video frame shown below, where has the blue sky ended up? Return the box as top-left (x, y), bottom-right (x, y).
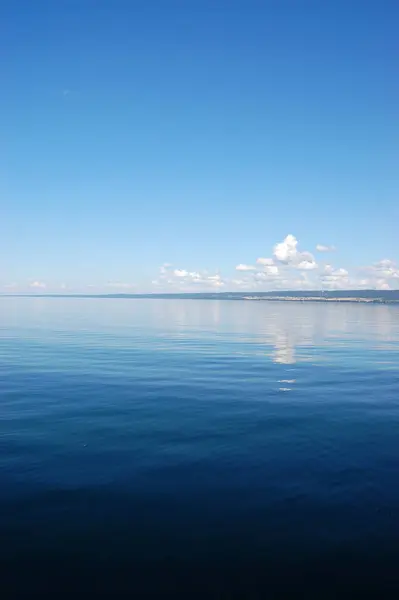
top-left (3, 0), bottom-right (398, 292)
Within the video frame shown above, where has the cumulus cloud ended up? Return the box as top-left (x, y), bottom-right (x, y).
top-left (316, 244), bottom-right (336, 252)
top-left (273, 235), bottom-right (318, 270)
top-left (317, 260), bottom-right (398, 291)
top-left (236, 264), bottom-right (256, 271)
top-left (231, 233), bottom-right (321, 290)
top-left (273, 234), bottom-right (298, 263)
top-left (356, 259), bottom-right (399, 290)
top-left (321, 265), bottom-right (350, 289)
top-left (151, 234), bottom-right (397, 292)
top-left (368, 259), bottom-right (399, 280)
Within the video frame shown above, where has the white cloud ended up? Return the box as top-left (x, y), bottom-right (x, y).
top-left (256, 257), bottom-right (274, 266)
top-left (30, 281), bottom-right (46, 289)
top-left (323, 264), bottom-right (333, 275)
top-left (273, 234), bottom-right (298, 263)
top-left (150, 235), bottom-right (397, 293)
top-left (232, 233), bottom-right (321, 290)
top-left (173, 269), bottom-right (188, 277)
top-left (356, 259), bottom-right (399, 290)
top-left (236, 264), bottom-right (256, 271)
top-left (253, 266), bottom-right (281, 286)
top-left (208, 274), bottom-right (222, 281)
top-left (273, 234), bottom-right (318, 270)
top-left (321, 266), bottom-right (350, 289)
top-left (316, 244), bottom-right (336, 252)
top-left (369, 259), bottom-right (399, 280)
top-left (264, 265), bottom-right (279, 275)
top-left (334, 268), bottom-right (349, 277)
top-left (297, 259), bottom-right (318, 270)
top-left (154, 264), bottom-right (225, 290)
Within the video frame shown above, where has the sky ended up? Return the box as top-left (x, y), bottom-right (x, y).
top-left (2, 0), bottom-right (398, 293)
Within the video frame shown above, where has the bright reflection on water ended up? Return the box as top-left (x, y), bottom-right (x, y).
top-left (2, 297), bottom-right (399, 360)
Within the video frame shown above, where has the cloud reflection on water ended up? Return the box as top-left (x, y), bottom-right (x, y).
top-left (2, 298), bottom-right (399, 367)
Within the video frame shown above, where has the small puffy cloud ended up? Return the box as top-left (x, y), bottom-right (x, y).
top-left (370, 259), bottom-right (399, 279)
top-left (323, 264), bottom-right (333, 275)
top-left (358, 259), bottom-right (399, 289)
top-left (297, 259), bottom-right (318, 270)
top-left (316, 244), bottom-right (336, 252)
top-left (322, 265), bottom-right (348, 278)
top-left (362, 259), bottom-right (399, 278)
top-left (256, 257), bottom-right (274, 266)
top-left (254, 268), bottom-right (280, 282)
top-left (376, 259), bottom-right (395, 269)
top-left (173, 269), bottom-right (188, 278)
top-left (321, 266), bottom-right (350, 289)
top-left (277, 276), bottom-right (315, 290)
top-left (30, 281), bottom-right (46, 289)
top-left (333, 268), bottom-right (349, 277)
top-left (273, 234), bottom-right (318, 270)
top-left (208, 274), bottom-right (222, 281)
top-left (264, 265), bottom-right (279, 275)
top-left (236, 264), bottom-right (256, 271)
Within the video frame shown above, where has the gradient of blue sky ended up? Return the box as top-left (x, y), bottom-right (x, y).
top-left (3, 0), bottom-right (398, 292)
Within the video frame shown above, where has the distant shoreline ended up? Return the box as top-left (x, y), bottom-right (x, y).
top-left (2, 291), bottom-right (399, 304)
top-left (240, 295), bottom-right (399, 304)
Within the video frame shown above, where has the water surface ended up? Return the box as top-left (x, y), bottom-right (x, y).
top-left (1, 298), bottom-right (399, 597)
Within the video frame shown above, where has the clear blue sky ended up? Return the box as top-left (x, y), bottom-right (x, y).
top-left (3, 0), bottom-right (398, 292)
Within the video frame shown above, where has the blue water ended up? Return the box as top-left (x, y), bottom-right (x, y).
top-left (1, 298), bottom-right (399, 598)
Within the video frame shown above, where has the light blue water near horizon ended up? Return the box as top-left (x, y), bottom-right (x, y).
top-left (1, 298), bottom-right (399, 598)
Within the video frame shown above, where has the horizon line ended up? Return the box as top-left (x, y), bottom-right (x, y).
top-left (1, 289), bottom-right (398, 298)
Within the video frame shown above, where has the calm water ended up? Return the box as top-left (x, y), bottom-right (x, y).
top-left (1, 298), bottom-right (399, 598)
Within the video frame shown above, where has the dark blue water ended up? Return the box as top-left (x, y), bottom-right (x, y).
top-left (1, 298), bottom-right (399, 598)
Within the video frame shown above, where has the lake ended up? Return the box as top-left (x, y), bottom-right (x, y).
top-left (1, 297), bottom-right (399, 598)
